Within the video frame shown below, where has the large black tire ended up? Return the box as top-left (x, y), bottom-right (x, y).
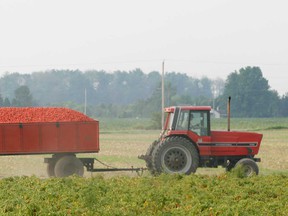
top-left (152, 136), bottom-right (199, 175)
top-left (235, 158), bottom-right (259, 176)
top-left (145, 140), bottom-right (159, 174)
top-left (54, 155), bottom-right (84, 177)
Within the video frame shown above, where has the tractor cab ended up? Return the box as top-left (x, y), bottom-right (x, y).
top-left (164, 106), bottom-right (211, 137)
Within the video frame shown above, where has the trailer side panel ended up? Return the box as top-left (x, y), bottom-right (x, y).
top-left (0, 121), bottom-right (99, 155)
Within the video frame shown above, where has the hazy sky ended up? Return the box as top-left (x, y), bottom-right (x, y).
top-left (0, 0), bottom-right (287, 95)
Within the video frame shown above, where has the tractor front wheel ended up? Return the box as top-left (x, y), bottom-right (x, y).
top-left (235, 158), bottom-right (259, 176)
top-left (152, 136), bottom-right (199, 175)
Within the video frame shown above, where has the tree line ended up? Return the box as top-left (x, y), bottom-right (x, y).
top-left (0, 66), bottom-right (287, 118)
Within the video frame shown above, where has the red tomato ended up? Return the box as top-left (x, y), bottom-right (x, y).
top-left (0, 107), bottom-right (93, 123)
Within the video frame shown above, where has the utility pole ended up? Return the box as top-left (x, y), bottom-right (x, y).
top-left (162, 60), bottom-right (165, 129)
top-left (84, 88), bottom-right (87, 115)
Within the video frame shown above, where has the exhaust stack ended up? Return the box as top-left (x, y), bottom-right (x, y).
top-left (227, 96), bottom-right (231, 131)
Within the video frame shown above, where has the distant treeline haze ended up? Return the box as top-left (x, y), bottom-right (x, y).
top-left (0, 67), bottom-right (287, 118)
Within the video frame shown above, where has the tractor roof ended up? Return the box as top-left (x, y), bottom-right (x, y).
top-left (165, 106), bottom-right (211, 113)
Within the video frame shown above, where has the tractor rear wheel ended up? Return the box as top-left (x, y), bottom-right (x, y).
top-left (54, 155), bottom-right (84, 177)
top-left (145, 140), bottom-right (159, 174)
top-left (235, 158), bottom-right (259, 176)
top-left (152, 136), bottom-right (199, 175)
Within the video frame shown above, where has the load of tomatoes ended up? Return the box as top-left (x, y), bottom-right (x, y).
top-left (0, 107), bottom-right (94, 123)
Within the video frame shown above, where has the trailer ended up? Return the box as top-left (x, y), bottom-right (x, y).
top-left (0, 107), bottom-right (142, 177)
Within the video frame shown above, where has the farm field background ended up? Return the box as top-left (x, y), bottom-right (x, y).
top-left (0, 117), bottom-right (287, 215)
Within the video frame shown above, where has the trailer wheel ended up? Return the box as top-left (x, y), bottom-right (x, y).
top-left (47, 161), bottom-right (56, 177)
top-left (54, 155), bottom-right (84, 177)
top-left (235, 158), bottom-right (259, 176)
top-left (152, 136), bottom-right (199, 175)
top-left (46, 154), bottom-right (62, 177)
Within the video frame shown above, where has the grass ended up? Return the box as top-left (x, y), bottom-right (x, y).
top-left (97, 117), bottom-right (153, 131)
top-left (211, 117), bottom-right (288, 131)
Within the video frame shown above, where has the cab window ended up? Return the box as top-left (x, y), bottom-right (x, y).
top-left (175, 110), bottom-right (189, 130)
top-left (189, 111), bottom-right (209, 136)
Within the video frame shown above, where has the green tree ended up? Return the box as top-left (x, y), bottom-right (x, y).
top-left (279, 93), bottom-right (288, 116)
top-left (12, 85), bottom-right (34, 107)
top-left (0, 72), bottom-right (30, 100)
top-left (0, 94), bottom-right (3, 106)
top-left (3, 98), bottom-right (11, 107)
top-left (219, 66), bottom-right (279, 117)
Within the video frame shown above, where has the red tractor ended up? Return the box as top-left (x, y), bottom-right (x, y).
top-left (140, 104), bottom-right (263, 176)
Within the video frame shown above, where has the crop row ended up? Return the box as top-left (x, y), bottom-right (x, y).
top-left (0, 173), bottom-right (287, 215)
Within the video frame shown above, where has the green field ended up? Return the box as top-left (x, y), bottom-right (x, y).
top-left (0, 117), bottom-right (287, 215)
top-left (1, 174), bottom-right (287, 215)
